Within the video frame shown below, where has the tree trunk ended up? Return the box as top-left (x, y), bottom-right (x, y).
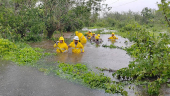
top-left (46, 21), bottom-right (56, 38)
top-left (47, 31), bottom-right (54, 38)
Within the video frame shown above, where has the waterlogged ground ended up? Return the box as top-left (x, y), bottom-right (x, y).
top-left (82, 28), bottom-right (117, 33)
top-left (1, 28), bottom-right (170, 96)
top-left (0, 60), bottom-right (110, 96)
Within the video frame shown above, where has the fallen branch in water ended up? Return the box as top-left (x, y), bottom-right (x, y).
top-left (96, 67), bottom-right (117, 72)
top-left (102, 44), bottom-right (124, 50)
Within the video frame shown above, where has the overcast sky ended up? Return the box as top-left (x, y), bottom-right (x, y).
top-left (103, 0), bottom-right (161, 12)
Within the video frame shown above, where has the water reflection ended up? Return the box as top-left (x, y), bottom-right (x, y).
top-left (0, 60), bottom-right (110, 96)
top-left (54, 53), bottom-right (68, 63)
top-left (108, 39), bottom-right (117, 44)
top-left (50, 52), bottom-right (84, 64)
top-left (67, 53), bottom-right (83, 64)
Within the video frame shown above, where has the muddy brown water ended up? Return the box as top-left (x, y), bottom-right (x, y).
top-left (1, 30), bottom-right (170, 96)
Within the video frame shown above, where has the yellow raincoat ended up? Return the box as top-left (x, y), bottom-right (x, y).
top-left (88, 36), bottom-right (92, 39)
top-left (95, 36), bottom-right (99, 40)
top-left (69, 40), bottom-right (84, 53)
top-left (54, 37), bottom-right (68, 53)
top-left (75, 31), bottom-right (87, 44)
top-left (108, 33), bottom-right (118, 39)
top-left (108, 36), bottom-right (118, 39)
top-left (85, 31), bottom-right (92, 39)
top-left (78, 33), bottom-right (87, 44)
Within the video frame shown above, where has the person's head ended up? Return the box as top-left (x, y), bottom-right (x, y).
top-left (59, 37), bottom-right (64, 43)
top-left (89, 31), bottom-right (91, 33)
top-left (74, 36), bottom-right (79, 44)
top-left (75, 31), bottom-right (79, 36)
top-left (112, 33), bottom-right (115, 36)
top-left (92, 33), bottom-right (95, 37)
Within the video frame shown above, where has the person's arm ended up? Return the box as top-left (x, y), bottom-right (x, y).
top-left (54, 43), bottom-right (58, 48)
top-left (68, 42), bottom-right (72, 48)
top-left (65, 44), bottom-right (68, 50)
top-left (114, 36), bottom-right (118, 39)
top-left (63, 44), bottom-right (68, 53)
top-left (54, 41), bottom-right (60, 47)
top-left (108, 37), bottom-right (111, 39)
top-left (68, 45), bottom-right (71, 48)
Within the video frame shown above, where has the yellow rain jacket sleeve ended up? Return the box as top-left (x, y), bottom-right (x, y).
top-left (54, 43), bottom-right (68, 53)
top-left (85, 32), bottom-right (92, 35)
top-left (85, 32), bottom-right (89, 35)
top-left (87, 33), bottom-right (92, 39)
top-left (89, 33), bottom-right (92, 36)
top-left (108, 36), bottom-right (118, 39)
top-left (87, 32), bottom-right (92, 37)
top-left (78, 33), bottom-right (87, 44)
top-left (69, 42), bottom-right (84, 53)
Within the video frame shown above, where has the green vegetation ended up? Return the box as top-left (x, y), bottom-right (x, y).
top-left (0, 38), bottom-right (129, 95)
top-left (0, 0), bottom-right (111, 41)
top-left (0, 38), bottom-right (49, 65)
top-left (158, 0), bottom-right (170, 27)
top-left (39, 63), bottom-right (128, 96)
top-left (91, 5), bottom-right (167, 33)
top-left (112, 23), bottom-right (170, 95)
top-left (90, 1), bottom-right (170, 94)
top-left (102, 44), bottom-right (124, 49)
top-left (1, 0), bottom-right (170, 95)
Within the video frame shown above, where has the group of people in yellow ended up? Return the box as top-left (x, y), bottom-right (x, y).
top-left (85, 31), bottom-right (103, 44)
top-left (54, 36), bottom-right (84, 54)
top-left (54, 31), bottom-right (118, 53)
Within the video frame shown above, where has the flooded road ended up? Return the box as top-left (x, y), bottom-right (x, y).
top-left (82, 28), bottom-right (117, 33)
top-left (1, 28), bottom-right (170, 96)
top-left (0, 60), bottom-right (111, 96)
top-left (0, 31), bottom-right (131, 96)
top-left (29, 34), bottom-right (133, 71)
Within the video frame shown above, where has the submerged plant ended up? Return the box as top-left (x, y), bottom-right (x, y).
top-left (102, 44), bottom-right (124, 49)
top-left (53, 63), bottom-right (128, 96)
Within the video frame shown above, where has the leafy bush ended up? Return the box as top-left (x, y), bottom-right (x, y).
top-left (116, 22), bottom-right (126, 29)
top-left (0, 38), bottom-right (17, 56)
top-left (95, 20), bottom-right (108, 27)
top-left (14, 47), bottom-right (42, 65)
top-left (0, 38), bottom-right (44, 65)
top-left (114, 24), bottom-right (170, 96)
top-left (120, 22), bottom-right (142, 32)
top-left (0, 4), bottom-right (46, 42)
